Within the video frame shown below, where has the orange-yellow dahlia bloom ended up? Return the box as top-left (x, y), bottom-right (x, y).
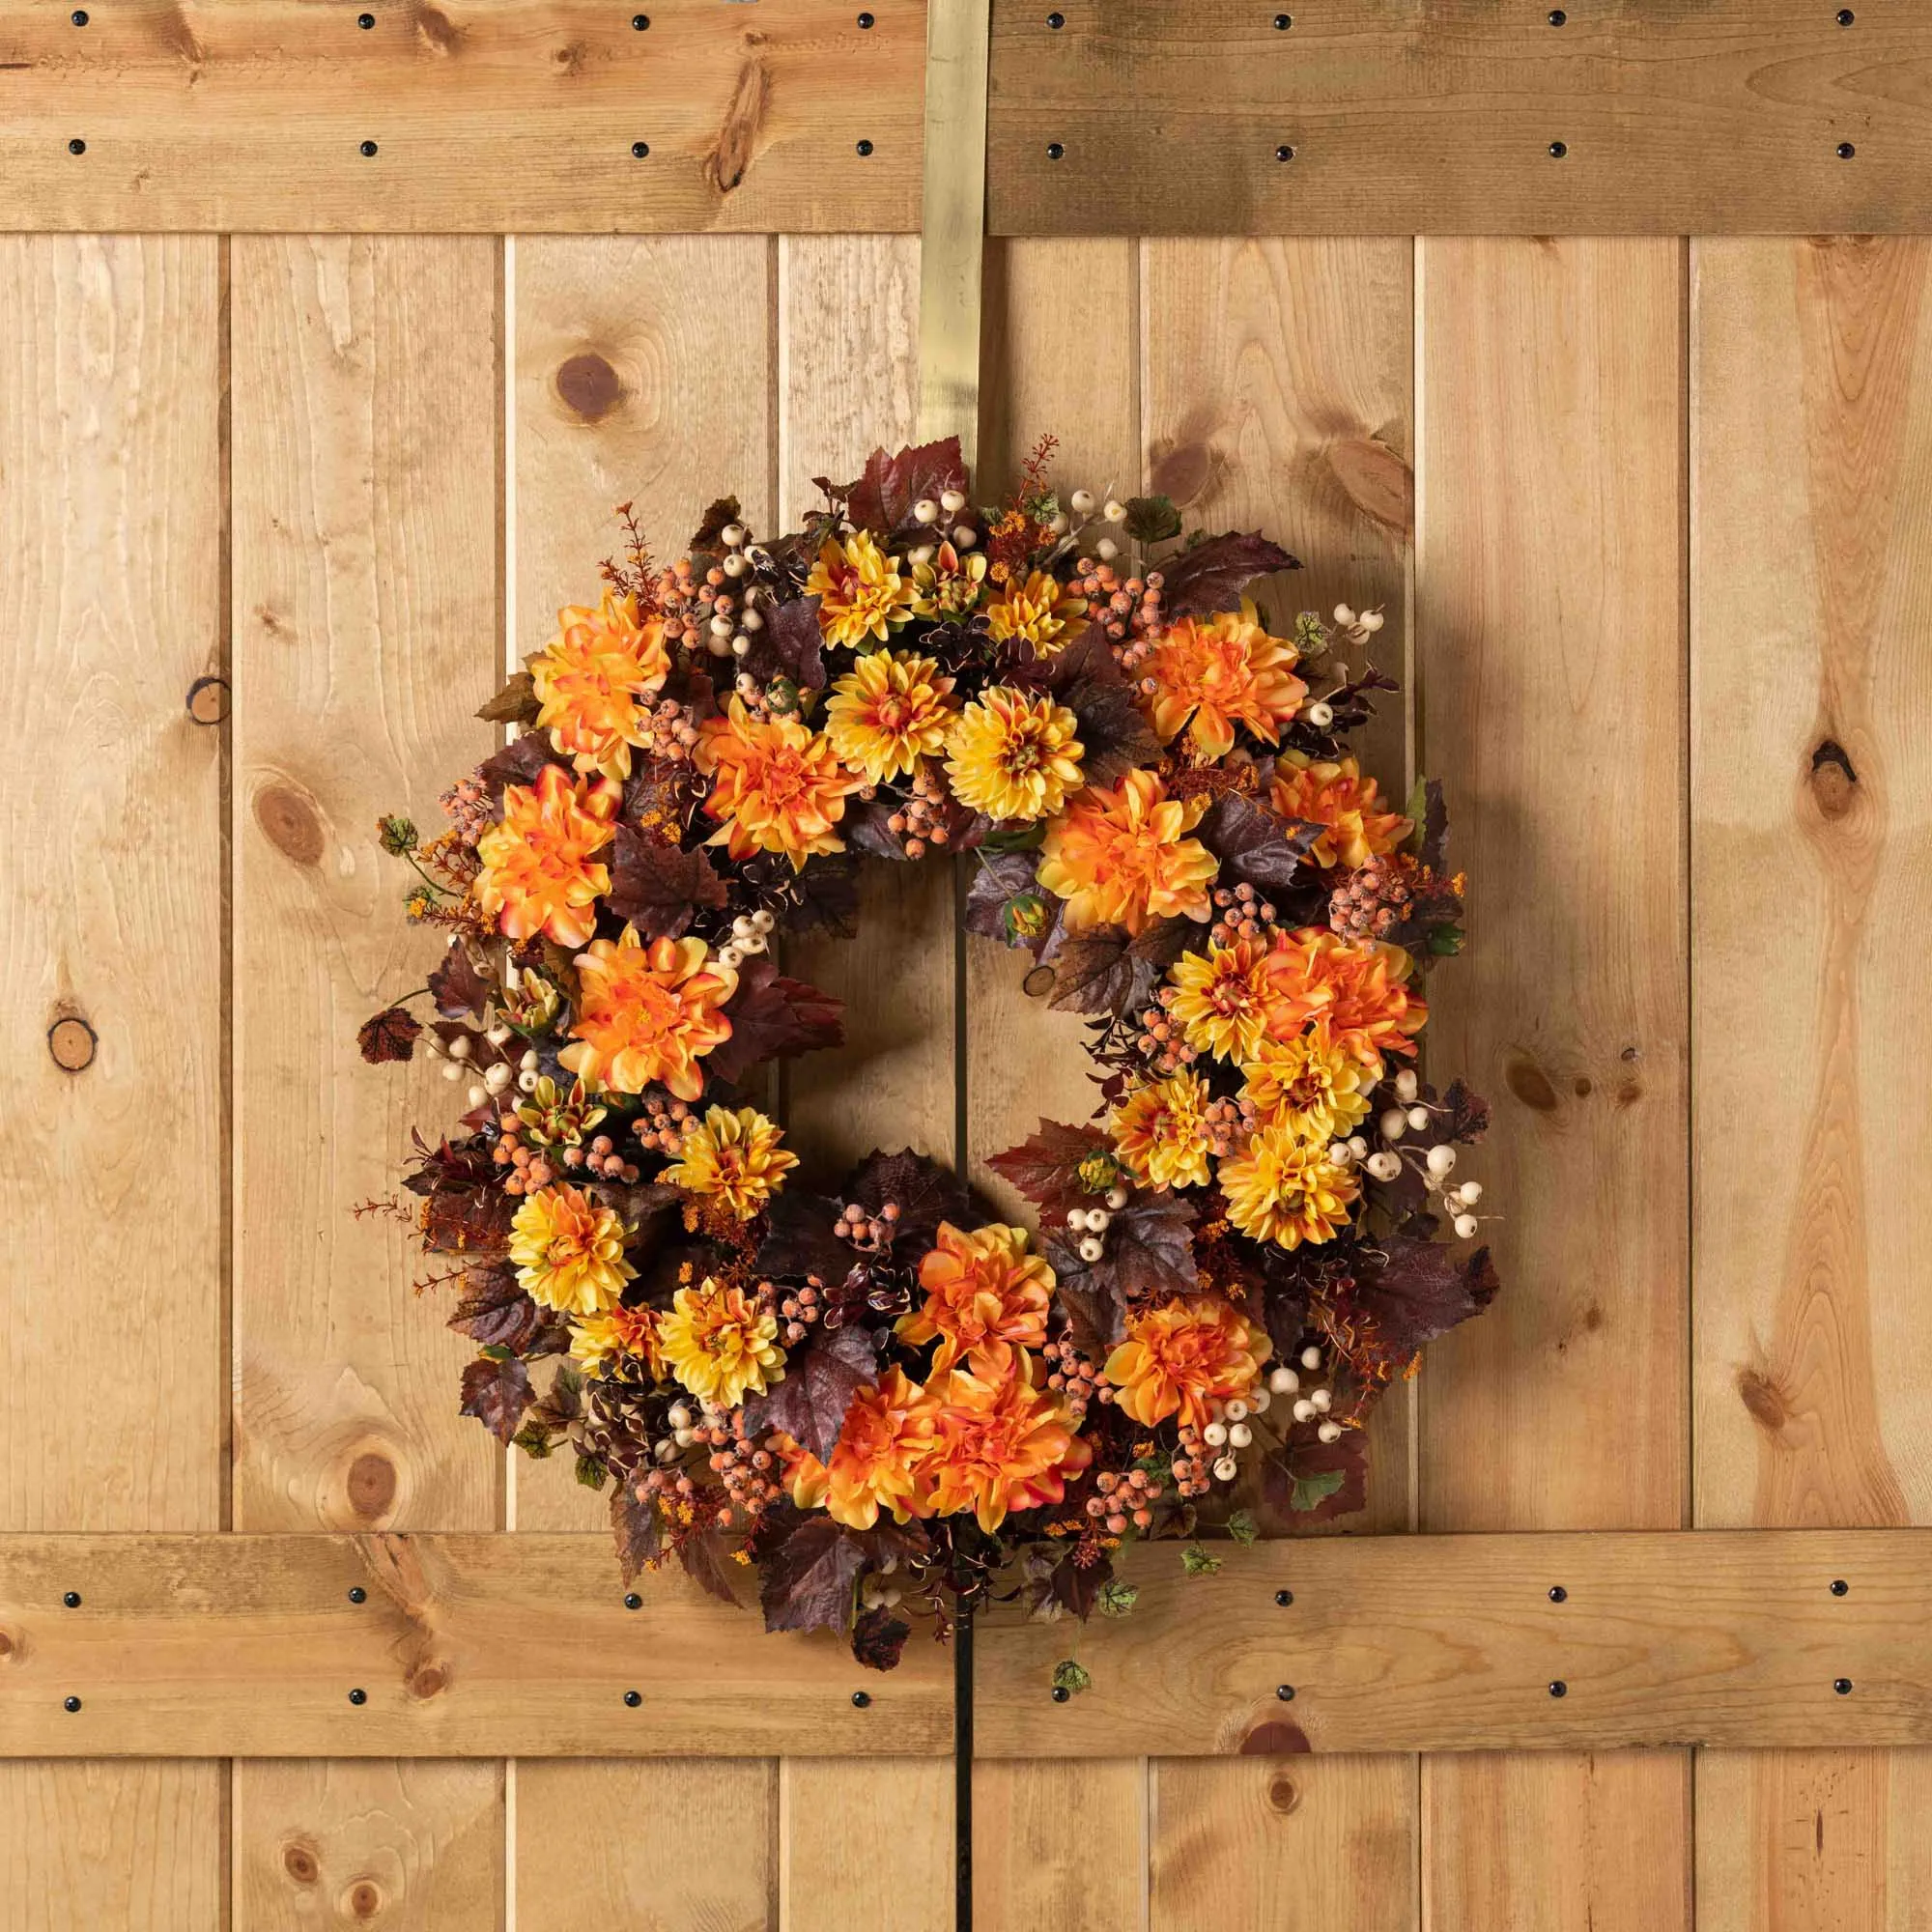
top-left (922, 1343), bottom-right (1092, 1533)
top-left (910, 540), bottom-right (988, 620)
top-left (1264, 928), bottom-right (1426, 1070)
top-left (897, 1221), bottom-right (1055, 1373)
top-left (983, 570), bottom-right (1091, 657)
top-left (559, 927), bottom-right (736, 1100)
top-left (1239, 1020), bottom-right (1373, 1142)
top-left (1142, 610), bottom-right (1307, 759)
top-left (1166, 935), bottom-right (1274, 1063)
top-left (663, 1105), bottom-right (797, 1220)
top-left (1269, 752), bottom-right (1409, 870)
top-left (824, 650), bottom-right (957, 785)
top-left (1111, 1070), bottom-right (1215, 1191)
top-left (474, 762), bottom-right (619, 950)
top-left (944, 686), bottom-right (1085, 823)
top-left (530, 589), bottom-right (672, 781)
top-left (1219, 1122), bottom-right (1360, 1248)
top-left (696, 697), bottom-right (860, 869)
top-left (1102, 1296), bottom-right (1270, 1430)
top-left (1037, 770), bottom-right (1219, 934)
top-left (806, 530), bottom-right (917, 648)
top-left (817, 1367), bottom-right (938, 1529)
top-left (568, 1302), bottom-right (664, 1380)
top-left (658, 1278), bottom-right (785, 1408)
top-left (509, 1183), bottom-right (636, 1316)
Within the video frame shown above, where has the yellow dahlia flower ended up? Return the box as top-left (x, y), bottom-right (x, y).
top-left (806, 530), bottom-right (917, 648)
top-left (1037, 770), bottom-right (1219, 934)
top-left (983, 569), bottom-right (1090, 657)
top-left (1219, 1122), bottom-right (1361, 1249)
top-left (663, 1105), bottom-right (798, 1221)
top-left (1239, 1020), bottom-right (1373, 1142)
top-left (910, 540), bottom-right (988, 619)
top-left (1141, 608), bottom-right (1307, 759)
top-left (944, 686), bottom-right (1085, 823)
top-left (474, 762), bottom-right (619, 951)
top-left (530, 589), bottom-right (671, 781)
top-left (1102, 1296), bottom-right (1269, 1430)
top-left (1269, 752), bottom-right (1410, 871)
top-left (824, 650), bottom-right (957, 785)
top-left (510, 1183), bottom-right (636, 1317)
top-left (1110, 1069), bottom-right (1215, 1191)
top-left (1166, 935), bottom-right (1274, 1063)
top-left (558, 927), bottom-right (736, 1101)
top-left (696, 697), bottom-right (860, 869)
top-left (568, 1302), bottom-right (664, 1380)
top-left (659, 1278), bottom-right (785, 1408)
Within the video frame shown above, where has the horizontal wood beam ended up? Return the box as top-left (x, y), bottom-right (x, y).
top-left (974, 1529), bottom-right (1932, 1756)
top-left (985, 0), bottom-right (1932, 235)
top-left (0, 0), bottom-right (923, 232)
top-left (2, 1529), bottom-right (1927, 1756)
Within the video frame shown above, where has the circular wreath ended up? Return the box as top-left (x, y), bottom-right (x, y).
top-left (360, 435), bottom-right (1497, 1673)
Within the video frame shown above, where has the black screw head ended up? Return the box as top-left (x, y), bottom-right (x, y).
top-left (857, 10), bottom-right (874, 23)
top-left (1051, 1684), bottom-right (1070, 1702)
top-left (1047, 10), bottom-right (1065, 24)
top-left (71, 9), bottom-right (89, 23)
top-left (1548, 1585), bottom-right (1568, 1603)
top-left (1548, 7), bottom-right (1565, 21)
top-left (1275, 1684), bottom-right (1295, 1702)
top-left (348, 1586), bottom-right (367, 1604)
top-left (64, 1696), bottom-right (81, 1713)
top-left (1834, 1677), bottom-right (1854, 1695)
top-left (856, 138), bottom-right (874, 156)
top-left (624, 1592), bottom-right (643, 1610)
top-left (1548, 1680), bottom-right (1568, 1697)
top-left (1837, 141), bottom-right (1857, 158)
top-left (623, 1690), bottom-right (642, 1707)
top-left (632, 12), bottom-right (649, 26)
top-left (1548, 140), bottom-right (1568, 157)
top-left (1275, 144), bottom-right (1295, 161)
top-left (348, 1688), bottom-right (367, 1705)
top-left (1274, 1588), bottom-right (1293, 1606)
top-left (357, 11), bottom-right (375, 25)
top-left (68, 138), bottom-right (86, 156)
top-left (62, 1592), bottom-right (81, 1609)
top-left (1831, 1578), bottom-right (1849, 1597)
top-left (851, 1690), bottom-right (872, 1708)
top-left (632, 141), bottom-right (650, 157)
top-left (1274, 13), bottom-right (1293, 27)
top-left (1837, 8), bottom-right (1854, 22)
top-left (1046, 141), bottom-right (1065, 160)
top-left (359, 140), bottom-right (379, 156)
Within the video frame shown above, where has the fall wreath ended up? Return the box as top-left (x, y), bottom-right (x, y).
top-left (360, 436), bottom-right (1497, 1671)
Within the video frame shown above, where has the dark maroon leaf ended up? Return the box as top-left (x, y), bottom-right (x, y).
top-left (843, 1149), bottom-right (971, 1252)
top-left (987, 1120), bottom-right (1112, 1222)
top-left (357, 1005), bottom-right (422, 1065)
top-left (605, 824), bottom-right (729, 940)
top-left (745, 1322), bottom-right (880, 1462)
top-left (1046, 918), bottom-right (1192, 1018)
top-left (611, 1483), bottom-right (664, 1585)
top-left (1352, 1237), bottom-right (1500, 1366)
top-left (844, 795), bottom-right (915, 861)
top-left (841, 437), bottom-right (968, 535)
top-left (1044, 1189), bottom-right (1198, 1307)
top-left (1413, 776), bottom-right (1449, 874)
top-left (449, 1265), bottom-right (559, 1354)
top-left (851, 1605), bottom-right (912, 1671)
top-left (1060, 675), bottom-right (1162, 787)
top-left (476, 669), bottom-right (540, 725)
top-left (965, 850), bottom-right (1043, 946)
top-left (1258, 1254), bottom-right (1311, 1365)
top-left (755, 1190), bottom-right (855, 1288)
top-left (690, 495), bottom-right (743, 554)
top-left (428, 945), bottom-right (492, 1021)
top-left (1258, 1428), bottom-right (1368, 1527)
top-left (476, 729), bottom-right (560, 803)
top-left (706, 957), bottom-right (845, 1084)
top-left (676, 1530), bottom-right (744, 1605)
top-left (758, 1515), bottom-right (867, 1635)
top-left (1198, 792), bottom-right (1321, 893)
top-left (460, 1353), bottom-right (532, 1444)
top-left (1440, 1079), bottom-right (1492, 1143)
top-left (1034, 621), bottom-right (1120, 694)
top-left (740, 596), bottom-right (827, 692)
top-left (1160, 530), bottom-right (1300, 619)
top-left (763, 852), bottom-right (863, 937)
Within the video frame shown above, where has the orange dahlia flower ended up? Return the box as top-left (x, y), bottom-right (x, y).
top-left (509, 1183), bottom-right (636, 1316)
top-left (474, 762), bottom-right (619, 950)
top-left (897, 1221), bottom-right (1055, 1373)
top-left (923, 1342), bottom-right (1093, 1533)
top-left (806, 531), bottom-right (917, 648)
top-left (530, 589), bottom-right (672, 781)
top-left (658, 1277), bottom-right (785, 1408)
top-left (818, 1366), bottom-right (938, 1529)
top-left (1037, 770), bottom-right (1219, 934)
top-left (1142, 610), bottom-right (1307, 759)
top-left (558, 927), bottom-right (736, 1100)
top-left (1166, 935), bottom-right (1274, 1063)
top-left (1111, 1070), bottom-right (1215, 1190)
top-left (663, 1105), bottom-right (797, 1220)
top-left (696, 697), bottom-right (860, 870)
top-left (568, 1301), bottom-right (663, 1380)
top-left (1264, 927), bottom-right (1426, 1070)
top-left (944, 685), bottom-right (1085, 823)
top-left (824, 649), bottom-right (957, 784)
top-left (983, 570), bottom-right (1090, 657)
top-left (1269, 752), bottom-right (1409, 870)
top-left (1102, 1296), bottom-right (1270, 1430)
top-left (1239, 1020), bottom-right (1373, 1141)
top-left (1219, 1122), bottom-right (1360, 1248)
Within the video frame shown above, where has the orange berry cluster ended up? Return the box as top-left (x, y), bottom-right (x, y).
top-left (440, 774), bottom-right (494, 846)
top-left (1083, 1465), bottom-right (1164, 1533)
top-left (1207, 880), bottom-right (1281, 949)
top-left (836, 1199), bottom-right (903, 1254)
top-left (1041, 1334), bottom-right (1100, 1420)
top-left (631, 1096), bottom-right (702, 1158)
top-left (705, 1416), bottom-right (785, 1529)
top-left (884, 766), bottom-right (953, 859)
top-left (1329, 852), bottom-right (1418, 942)
top-left (1071, 562), bottom-right (1164, 651)
top-left (776, 1279), bottom-right (823, 1348)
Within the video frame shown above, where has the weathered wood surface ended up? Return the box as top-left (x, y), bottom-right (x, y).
top-left (0, 0), bottom-right (923, 234)
top-left (987, 0), bottom-right (1932, 236)
top-left (1691, 235), bottom-right (1932, 1928)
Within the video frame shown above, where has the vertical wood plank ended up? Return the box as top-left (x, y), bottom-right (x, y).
top-left (970, 236), bottom-right (1147, 1929)
top-left (0, 232), bottom-right (224, 1932)
top-left (776, 229), bottom-right (954, 1932)
top-left (1137, 234), bottom-right (1420, 1932)
top-left (1415, 237), bottom-right (1690, 1932)
top-left (230, 234), bottom-right (505, 1930)
top-left (510, 233), bottom-right (781, 1930)
top-left (1690, 235), bottom-right (1932, 1930)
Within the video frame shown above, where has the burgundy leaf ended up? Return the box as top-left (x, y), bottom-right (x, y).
top-left (1060, 675), bottom-right (1162, 787)
top-left (758, 852), bottom-right (861, 938)
top-left (690, 495), bottom-right (743, 554)
top-left (357, 1005), bottom-right (422, 1065)
top-left (1351, 1237), bottom-right (1500, 1366)
top-left (1440, 1079), bottom-right (1492, 1143)
top-left (744, 1322), bottom-right (880, 1462)
top-left (476, 729), bottom-right (560, 803)
top-left (1159, 530), bottom-right (1301, 619)
top-left (1197, 792), bottom-right (1321, 893)
top-left (449, 1265), bottom-right (559, 1354)
top-left (740, 597), bottom-right (826, 692)
top-left (986, 1120), bottom-right (1113, 1222)
top-left (757, 1515), bottom-right (867, 1635)
top-left (676, 1530), bottom-right (744, 1606)
top-left (851, 1605), bottom-right (912, 1671)
top-left (1045, 1189), bottom-right (1199, 1305)
top-left (460, 1353), bottom-right (532, 1444)
top-left (611, 1483), bottom-right (664, 1586)
top-left (1258, 1429), bottom-right (1368, 1527)
top-left (476, 669), bottom-right (540, 725)
top-left (755, 1189), bottom-right (857, 1289)
top-left (706, 956), bottom-right (845, 1084)
top-left (427, 945), bottom-right (492, 1021)
top-left (1046, 918), bottom-right (1192, 1018)
top-left (842, 437), bottom-right (969, 535)
top-left (605, 824), bottom-right (729, 940)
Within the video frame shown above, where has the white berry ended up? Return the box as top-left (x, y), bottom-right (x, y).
top-left (1380, 1108), bottom-right (1407, 1142)
top-left (1366, 1151), bottom-right (1402, 1182)
top-left (1105, 1185), bottom-right (1129, 1209)
top-left (1304, 700), bottom-right (1335, 729)
top-left (1292, 1399), bottom-right (1316, 1423)
top-left (1426, 1144), bottom-right (1458, 1177)
top-left (1268, 1366), bottom-right (1299, 1395)
top-left (940, 489), bottom-right (967, 515)
top-left (1213, 1456), bottom-right (1238, 1482)
top-left (720, 523), bottom-right (745, 548)
top-left (1202, 1421), bottom-right (1229, 1447)
top-left (1103, 498), bottom-right (1126, 523)
top-left (1228, 1422), bottom-right (1254, 1448)
top-left (1095, 537), bottom-right (1120, 561)
top-left (1077, 1236), bottom-right (1104, 1264)
top-left (1069, 488), bottom-right (1096, 515)
top-left (1066, 1208), bottom-right (1089, 1231)
top-left (1454, 1213), bottom-right (1480, 1239)
top-left (1310, 1387), bottom-right (1332, 1413)
top-left (1459, 1180), bottom-right (1483, 1205)
top-left (1318, 1421), bottom-right (1343, 1444)
top-left (1300, 1346), bottom-right (1322, 1370)
top-left (1225, 1399), bottom-right (1249, 1422)
top-left (914, 498), bottom-right (940, 524)
top-left (718, 945), bottom-right (744, 970)
top-left (952, 526), bottom-right (978, 549)
top-left (1406, 1105), bottom-right (1431, 1131)
top-left (1394, 1068), bottom-right (1418, 1101)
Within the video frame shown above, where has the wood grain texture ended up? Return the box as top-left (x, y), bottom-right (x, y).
top-left (0, 0), bottom-right (923, 233)
top-left (230, 234), bottom-right (504, 1928)
top-left (510, 230), bottom-right (782, 1926)
top-left (986, 0), bottom-right (1932, 237)
top-left (1690, 236), bottom-right (1932, 1928)
top-left (1414, 238), bottom-right (1690, 1930)
top-left (0, 234), bottom-right (224, 1930)
top-left (783, 1758), bottom-right (956, 1932)
top-left (973, 1759), bottom-right (1146, 1932)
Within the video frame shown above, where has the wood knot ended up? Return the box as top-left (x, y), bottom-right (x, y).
top-left (1326, 435), bottom-right (1413, 537)
top-left (1503, 1049), bottom-right (1558, 1113)
top-left (185, 674), bottom-right (230, 724)
top-left (1265, 1772), bottom-right (1301, 1813)
top-left (412, 1), bottom-right (459, 53)
top-left (707, 55), bottom-right (771, 193)
top-left (554, 351), bottom-right (623, 423)
top-left (1738, 1364), bottom-right (1792, 1435)
top-left (347, 1451), bottom-right (399, 1521)
top-left (0, 1630), bottom-right (16, 1659)
top-left (281, 1841), bottom-right (320, 1885)
top-left (1572, 1075), bottom-right (1592, 1098)
top-left (254, 781), bottom-right (326, 867)
top-left (342, 1877), bottom-right (386, 1919)
top-left (1148, 437), bottom-right (1215, 507)
top-left (409, 1662), bottom-right (447, 1700)
top-left (47, 1015), bottom-right (98, 1073)
top-left (1808, 739), bottom-right (1858, 819)
top-left (1238, 1718), bottom-right (1311, 1754)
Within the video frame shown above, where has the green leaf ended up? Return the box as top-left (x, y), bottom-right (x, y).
top-left (511, 1422), bottom-right (554, 1460)
top-left (1095, 1579), bottom-right (1139, 1619)
top-left (1226, 1509), bottom-right (1260, 1548)
top-left (1123, 494), bottom-right (1182, 544)
top-left (575, 1454), bottom-right (609, 1492)
top-left (1290, 1467), bottom-right (1349, 1513)
top-left (479, 1343), bottom-right (516, 1363)
top-left (1052, 1658), bottom-right (1094, 1697)
top-left (1181, 1543), bottom-right (1223, 1577)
